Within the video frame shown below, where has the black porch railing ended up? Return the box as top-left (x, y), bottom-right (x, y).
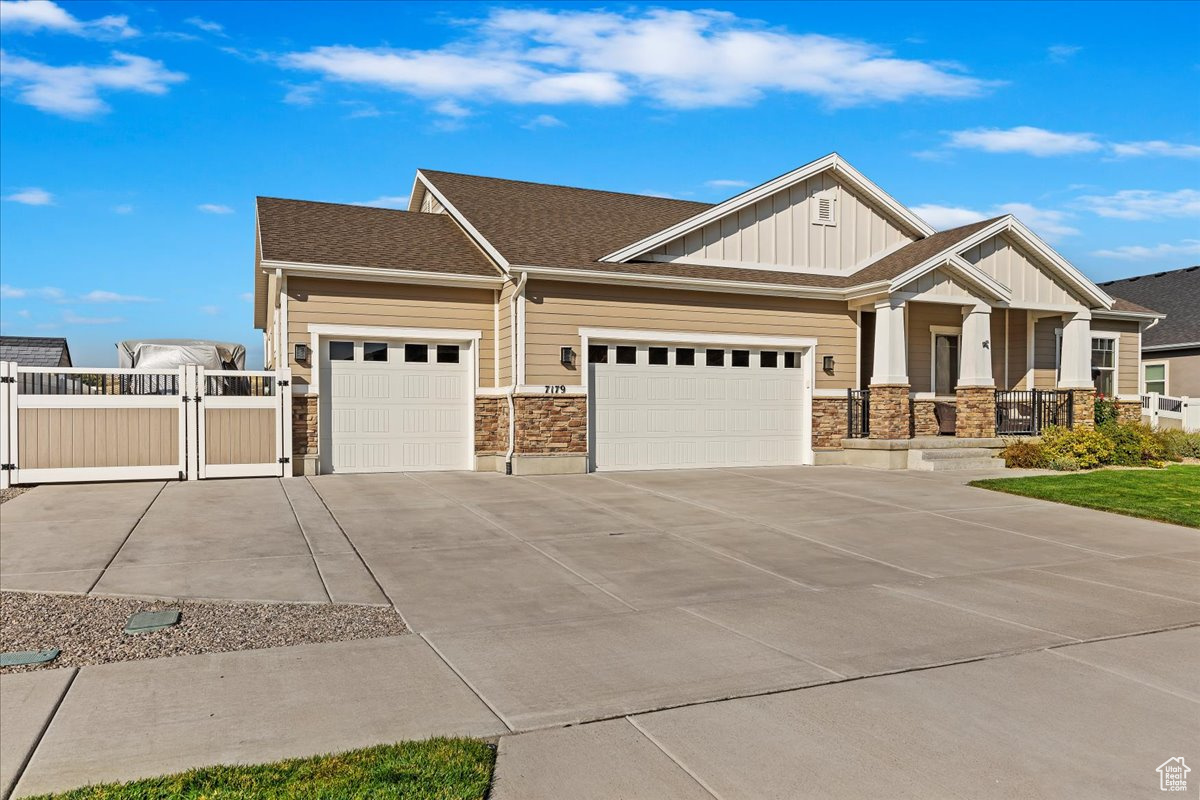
top-left (995, 389), bottom-right (1074, 435)
top-left (847, 388), bottom-right (870, 438)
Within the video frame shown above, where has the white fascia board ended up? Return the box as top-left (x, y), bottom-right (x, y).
top-left (600, 153), bottom-right (934, 263)
top-left (1093, 309), bottom-right (1167, 321)
top-left (1142, 340), bottom-right (1198, 351)
top-left (512, 265), bottom-right (846, 300)
top-left (306, 323), bottom-right (482, 342)
top-left (938, 216), bottom-right (1113, 310)
top-left (413, 171), bottom-right (511, 270)
top-left (264, 260), bottom-right (503, 289)
top-left (578, 327), bottom-right (819, 349)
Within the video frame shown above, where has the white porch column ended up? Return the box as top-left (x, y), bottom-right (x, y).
top-left (870, 299), bottom-right (908, 385)
top-left (958, 303), bottom-right (994, 387)
top-left (1058, 309), bottom-right (1093, 389)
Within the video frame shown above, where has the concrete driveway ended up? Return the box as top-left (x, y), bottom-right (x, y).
top-left (2, 466), bottom-right (1198, 797)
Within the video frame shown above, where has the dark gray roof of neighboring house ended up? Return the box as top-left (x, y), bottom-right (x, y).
top-left (0, 336), bottom-right (71, 366)
top-left (1099, 266), bottom-right (1196, 347)
top-left (255, 197), bottom-right (501, 278)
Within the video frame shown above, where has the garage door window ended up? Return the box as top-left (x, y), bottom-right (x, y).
top-left (784, 352), bottom-right (800, 369)
top-left (676, 348), bottom-right (695, 366)
top-left (760, 350), bottom-right (778, 368)
top-left (706, 349), bottom-right (725, 367)
top-left (616, 346), bottom-right (637, 364)
top-left (363, 342), bottom-right (388, 362)
top-left (588, 345), bottom-right (608, 363)
top-left (731, 349), bottom-right (750, 367)
top-left (436, 344), bottom-right (460, 364)
top-left (648, 347), bottom-right (669, 365)
top-left (329, 341), bottom-right (354, 361)
top-left (404, 343), bottom-right (429, 363)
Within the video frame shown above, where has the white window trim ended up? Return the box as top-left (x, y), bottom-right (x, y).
top-left (929, 325), bottom-right (962, 394)
top-left (1142, 359), bottom-right (1169, 395)
top-left (1054, 328), bottom-right (1119, 395)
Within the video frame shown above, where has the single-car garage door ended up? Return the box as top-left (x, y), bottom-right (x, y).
top-left (319, 338), bottom-right (472, 473)
top-left (589, 341), bottom-right (807, 471)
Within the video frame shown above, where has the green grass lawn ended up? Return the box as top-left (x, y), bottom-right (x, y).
top-left (26, 739), bottom-right (495, 800)
top-left (970, 464), bottom-right (1200, 528)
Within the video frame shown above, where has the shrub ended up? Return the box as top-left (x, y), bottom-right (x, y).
top-left (1039, 425), bottom-right (1114, 469)
top-left (1093, 393), bottom-right (1119, 427)
top-left (1101, 421), bottom-right (1165, 466)
top-left (1154, 428), bottom-right (1200, 460)
top-left (1046, 455), bottom-right (1082, 471)
top-left (1001, 439), bottom-right (1046, 468)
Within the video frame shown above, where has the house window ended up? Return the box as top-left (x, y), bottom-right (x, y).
top-left (363, 342), bottom-right (388, 362)
top-left (1091, 337), bottom-right (1116, 397)
top-left (329, 341), bottom-right (354, 361)
top-left (1143, 362), bottom-right (1167, 395)
top-left (932, 331), bottom-right (960, 395)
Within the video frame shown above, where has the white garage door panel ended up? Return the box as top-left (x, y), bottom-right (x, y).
top-left (320, 340), bottom-right (471, 474)
top-left (592, 344), bottom-right (806, 472)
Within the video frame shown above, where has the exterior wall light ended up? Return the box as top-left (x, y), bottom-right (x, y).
top-left (294, 343), bottom-right (310, 363)
top-left (560, 346), bottom-right (577, 368)
top-left (823, 355), bottom-right (835, 373)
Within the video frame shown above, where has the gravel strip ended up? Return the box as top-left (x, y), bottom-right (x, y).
top-left (0, 486), bottom-right (30, 504)
top-left (0, 591), bottom-right (408, 673)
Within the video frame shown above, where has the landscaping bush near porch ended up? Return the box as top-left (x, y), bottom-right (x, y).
top-left (25, 739), bottom-right (496, 800)
top-left (1000, 422), bottom-right (1200, 471)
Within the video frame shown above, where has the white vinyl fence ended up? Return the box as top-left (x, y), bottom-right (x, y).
top-left (1141, 393), bottom-right (1199, 433)
top-left (0, 362), bottom-right (291, 488)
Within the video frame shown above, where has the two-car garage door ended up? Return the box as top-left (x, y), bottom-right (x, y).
top-left (319, 338), bottom-right (472, 473)
top-left (590, 341), bottom-right (808, 471)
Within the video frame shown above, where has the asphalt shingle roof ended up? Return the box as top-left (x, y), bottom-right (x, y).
top-left (255, 197), bottom-right (500, 278)
top-left (1099, 266), bottom-right (1196, 346)
top-left (0, 336), bottom-right (71, 367)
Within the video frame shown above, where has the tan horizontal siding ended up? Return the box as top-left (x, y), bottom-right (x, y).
top-left (906, 302), bottom-right (963, 393)
top-left (498, 280), bottom-right (515, 386)
top-left (286, 278), bottom-right (496, 389)
top-left (18, 407), bottom-right (177, 469)
top-left (1033, 316), bottom-right (1059, 388)
top-left (525, 280), bottom-right (857, 389)
top-left (1006, 309), bottom-right (1028, 390)
top-left (206, 408), bottom-right (275, 465)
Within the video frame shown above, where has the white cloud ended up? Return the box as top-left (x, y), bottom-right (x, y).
top-left (16, 309), bottom-right (31, 318)
top-left (947, 126), bottom-right (1102, 156)
top-left (1046, 44), bottom-right (1081, 62)
top-left (0, 50), bottom-right (186, 117)
top-left (352, 195), bottom-right (409, 209)
top-left (184, 16), bottom-right (224, 35)
top-left (112, 203), bottom-right (134, 214)
top-left (705, 179), bottom-right (750, 189)
top-left (4, 186), bottom-right (53, 205)
top-left (0, 0), bottom-right (137, 39)
top-left (523, 113), bottom-right (565, 129)
top-left (282, 82), bottom-right (319, 106)
top-left (241, 292), bottom-right (254, 302)
top-left (432, 98), bottom-right (471, 118)
top-left (1091, 240), bottom-right (1200, 260)
top-left (197, 203), bottom-right (233, 214)
top-left (911, 202), bottom-right (1079, 241)
top-left (1077, 189), bottom-right (1200, 220)
top-left (281, 8), bottom-right (994, 114)
top-left (0, 284), bottom-right (64, 300)
top-left (63, 310), bottom-right (122, 325)
top-left (1108, 140), bottom-right (1200, 159)
top-left (80, 290), bottom-right (154, 303)
top-left (199, 305), bottom-right (221, 315)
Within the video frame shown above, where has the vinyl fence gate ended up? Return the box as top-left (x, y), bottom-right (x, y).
top-left (0, 362), bottom-right (292, 488)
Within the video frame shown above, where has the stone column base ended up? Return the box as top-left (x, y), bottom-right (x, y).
top-left (868, 384), bottom-right (911, 440)
top-left (910, 398), bottom-right (943, 437)
top-left (513, 394), bottom-right (588, 456)
top-left (1061, 388), bottom-right (1096, 429)
top-left (955, 386), bottom-right (996, 438)
top-left (1114, 399), bottom-right (1142, 425)
top-left (291, 394), bottom-right (319, 474)
top-left (812, 397), bottom-right (849, 449)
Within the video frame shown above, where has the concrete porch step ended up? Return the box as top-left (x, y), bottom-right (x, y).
top-left (908, 448), bottom-right (1006, 472)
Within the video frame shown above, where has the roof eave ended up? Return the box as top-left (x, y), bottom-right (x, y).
top-left (512, 264), bottom-right (847, 300)
top-left (261, 259), bottom-right (504, 289)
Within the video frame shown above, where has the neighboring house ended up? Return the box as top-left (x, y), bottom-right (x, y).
top-left (1098, 266), bottom-right (1198, 397)
top-left (0, 336), bottom-right (72, 367)
top-left (252, 153), bottom-right (1161, 476)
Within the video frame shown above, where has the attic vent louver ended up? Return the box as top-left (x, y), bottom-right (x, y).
top-left (812, 191), bottom-right (837, 226)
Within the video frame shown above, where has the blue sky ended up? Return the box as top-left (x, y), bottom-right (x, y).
top-left (1, 0), bottom-right (1197, 367)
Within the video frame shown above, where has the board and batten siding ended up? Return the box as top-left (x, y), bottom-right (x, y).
top-left (17, 407), bottom-right (178, 469)
top-left (963, 234), bottom-right (1086, 309)
top-left (648, 173), bottom-right (915, 273)
top-left (524, 280), bottom-right (857, 389)
top-left (285, 278), bottom-right (497, 389)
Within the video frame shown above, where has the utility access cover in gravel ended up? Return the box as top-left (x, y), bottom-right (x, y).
top-left (0, 592), bottom-right (408, 673)
top-left (124, 609), bottom-right (181, 635)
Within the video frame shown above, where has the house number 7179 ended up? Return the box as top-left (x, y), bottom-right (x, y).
top-left (544, 385), bottom-right (567, 394)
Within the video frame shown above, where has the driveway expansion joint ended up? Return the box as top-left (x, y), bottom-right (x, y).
top-left (84, 482), bottom-right (167, 596)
